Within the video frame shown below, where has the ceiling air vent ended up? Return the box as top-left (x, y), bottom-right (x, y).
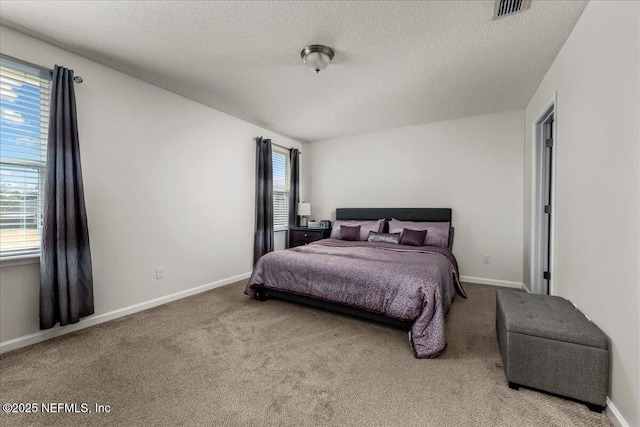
top-left (494, 0), bottom-right (531, 19)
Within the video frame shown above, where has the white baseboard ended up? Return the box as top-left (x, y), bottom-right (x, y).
top-left (606, 397), bottom-right (629, 427)
top-left (0, 272), bottom-right (252, 354)
top-left (459, 276), bottom-right (524, 289)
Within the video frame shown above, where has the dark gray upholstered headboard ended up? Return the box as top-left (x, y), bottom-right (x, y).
top-left (336, 208), bottom-right (451, 222)
top-left (335, 208), bottom-right (455, 249)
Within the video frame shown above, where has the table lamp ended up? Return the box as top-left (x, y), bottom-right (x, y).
top-left (298, 202), bottom-right (311, 227)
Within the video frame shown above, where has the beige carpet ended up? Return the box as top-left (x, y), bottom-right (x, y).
top-left (0, 282), bottom-right (612, 426)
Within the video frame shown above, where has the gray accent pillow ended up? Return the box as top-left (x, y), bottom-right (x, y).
top-left (330, 219), bottom-right (384, 241)
top-left (388, 220), bottom-right (451, 248)
top-left (367, 231), bottom-right (400, 244)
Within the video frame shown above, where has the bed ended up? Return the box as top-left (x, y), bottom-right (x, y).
top-left (245, 208), bottom-right (465, 358)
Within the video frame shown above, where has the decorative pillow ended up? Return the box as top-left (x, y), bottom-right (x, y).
top-left (388, 220), bottom-right (450, 248)
top-left (330, 219), bottom-right (384, 241)
top-left (340, 225), bottom-right (361, 241)
top-left (367, 231), bottom-right (401, 244)
top-left (399, 228), bottom-right (427, 246)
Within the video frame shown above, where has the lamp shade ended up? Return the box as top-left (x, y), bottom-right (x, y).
top-left (298, 202), bottom-right (311, 216)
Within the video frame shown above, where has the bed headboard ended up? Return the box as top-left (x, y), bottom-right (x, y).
top-left (335, 208), bottom-right (452, 223)
top-left (335, 208), bottom-right (454, 249)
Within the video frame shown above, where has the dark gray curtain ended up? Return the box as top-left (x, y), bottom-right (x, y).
top-left (288, 148), bottom-right (300, 228)
top-left (40, 65), bottom-right (93, 330)
top-left (254, 137), bottom-right (273, 264)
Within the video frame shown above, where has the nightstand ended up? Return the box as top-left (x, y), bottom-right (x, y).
top-left (289, 227), bottom-right (331, 248)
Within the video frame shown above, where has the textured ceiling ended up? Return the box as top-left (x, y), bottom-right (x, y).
top-left (0, 1), bottom-right (587, 142)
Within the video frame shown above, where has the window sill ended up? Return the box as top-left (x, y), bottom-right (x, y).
top-left (0, 254), bottom-right (41, 268)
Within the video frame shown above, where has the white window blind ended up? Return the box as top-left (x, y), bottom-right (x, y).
top-left (272, 148), bottom-right (289, 231)
top-left (0, 56), bottom-right (51, 259)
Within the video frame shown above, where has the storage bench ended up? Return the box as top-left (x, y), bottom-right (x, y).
top-left (495, 290), bottom-right (608, 411)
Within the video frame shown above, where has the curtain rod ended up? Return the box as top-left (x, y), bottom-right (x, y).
top-left (1, 53), bottom-right (84, 83)
top-left (256, 136), bottom-right (302, 155)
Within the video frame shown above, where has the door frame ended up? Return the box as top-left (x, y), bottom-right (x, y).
top-left (530, 93), bottom-right (557, 295)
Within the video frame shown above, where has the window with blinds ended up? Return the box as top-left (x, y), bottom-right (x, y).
top-left (272, 148), bottom-right (289, 231)
top-left (0, 56), bottom-right (51, 259)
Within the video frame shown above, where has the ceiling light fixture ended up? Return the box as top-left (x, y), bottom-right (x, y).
top-left (301, 45), bottom-right (334, 73)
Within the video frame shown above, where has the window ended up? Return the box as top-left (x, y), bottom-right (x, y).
top-left (272, 148), bottom-right (289, 231)
top-left (0, 56), bottom-right (51, 259)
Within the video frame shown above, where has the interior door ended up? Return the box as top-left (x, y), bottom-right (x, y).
top-left (541, 115), bottom-right (554, 295)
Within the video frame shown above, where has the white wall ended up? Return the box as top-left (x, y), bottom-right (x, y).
top-left (307, 109), bottom-right (524, 287)
top-left (0, 27), bottom-right (303, 345)
top-left (524, 1), bottom-right (639, 425)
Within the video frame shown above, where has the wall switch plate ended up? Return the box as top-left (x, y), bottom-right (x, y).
top-left (156, 267), bottom-right (164, 279)
top-left (483, 255), bottom-right (490, 264)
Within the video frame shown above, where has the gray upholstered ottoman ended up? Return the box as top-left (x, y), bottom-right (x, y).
top-left (495, 290), bottom-right (608, 411)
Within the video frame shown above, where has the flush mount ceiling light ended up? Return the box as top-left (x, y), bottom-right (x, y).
top-left (301, 45), bottom-right (334, 73)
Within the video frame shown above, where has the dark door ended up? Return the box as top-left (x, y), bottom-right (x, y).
top-left (541, 115), bottom-right (554, 294)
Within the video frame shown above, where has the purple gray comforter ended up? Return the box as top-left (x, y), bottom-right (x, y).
top-left (245, 239), bottom-right (465, 358)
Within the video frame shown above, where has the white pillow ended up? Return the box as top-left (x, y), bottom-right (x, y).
top-left (388, 219), bottom-right (451, 248)
top-left (330, 219), bottom-right (384, 241)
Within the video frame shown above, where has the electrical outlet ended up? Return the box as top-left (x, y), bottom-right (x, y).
top-left (156, 267), bottom-right (164, 279)
top-left (483, 255), bottom-right (490, 264)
